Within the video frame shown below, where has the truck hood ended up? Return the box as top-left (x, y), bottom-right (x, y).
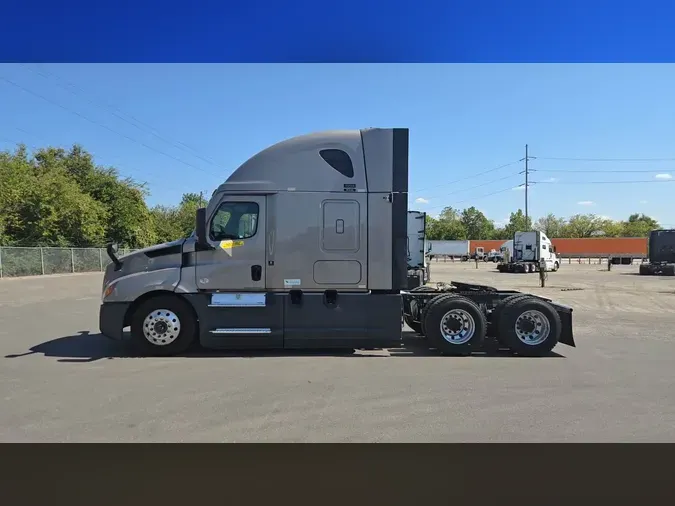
top-left (104, 238), bottom-right (187, 288)
top-left (118, 238), bottom-right (186, 260)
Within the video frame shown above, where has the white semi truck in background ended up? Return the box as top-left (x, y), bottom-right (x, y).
top-left (497, 231), bottom-right (560, 273)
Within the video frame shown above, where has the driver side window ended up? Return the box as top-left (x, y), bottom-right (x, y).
top-left (209, 201), bottom-right (260, 241)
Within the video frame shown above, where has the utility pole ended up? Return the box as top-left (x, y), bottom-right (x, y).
top-left (520, 144), bottom-right (533, 230)
top-left (199, 191), bottom-right (205, 207)
top-left (525, 144), bottom-right (529, 228)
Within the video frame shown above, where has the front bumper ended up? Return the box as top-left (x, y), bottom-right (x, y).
top-left (99, 302), bottom-right (131, 340)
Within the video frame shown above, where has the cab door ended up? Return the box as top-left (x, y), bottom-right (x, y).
top-left (195, 195), bottom-right (266, 291)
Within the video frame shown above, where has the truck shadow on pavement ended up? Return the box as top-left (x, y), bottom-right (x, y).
top-left (4, 330), bottom-right (564, 363)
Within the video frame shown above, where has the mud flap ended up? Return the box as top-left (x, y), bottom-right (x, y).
top-left (556, 308), bottom-right (575, 347)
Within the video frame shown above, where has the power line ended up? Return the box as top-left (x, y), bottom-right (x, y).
top-left (421, 178), bottom-right (673, 214)
top-left (0, 75), bottom-right (222, 179)
top-left (418, 171), bottom-right (522, 202)
top-left (410, 159), bottom-right (521, 194)
top-left (534, 156), bottom-right (675, 162)
top-left (20, 63), bottom-right (226, 170)
top-left (532, 168), bottom-right (674, 173)
top-left (425, 185), bottom-right (518, 211)
top-left (533, 179), bottom-right (674, 185)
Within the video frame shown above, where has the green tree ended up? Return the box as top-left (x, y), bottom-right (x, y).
top-left (426, 207), bottom-right (467, 240)
top-left (56, 146), bottom-right (156, 248)
top-left (0, 145), bottom-right (34, 245)
top-left (561, 214), bottom-right (604, 238)
top-left (621, 213), bottom-right (660, 237)
top-left (490, 227), bottom-right (511, 240)
top-left (533, 213), bottom-right (567, 238)
top-left (150, 192), bottom-right (208, 243)
top-left (503, 209), bottom-right (532, 237)
top-left (150, 205), bottom-right (184, 244)
top-left (597, 217), bottom-right (623, 237)
top-left (460, 206), bottom-right (494, 240)
top-left (0, 143), bottom-right (157, 248)
top-left (19, 167), bottom-right (108, 246)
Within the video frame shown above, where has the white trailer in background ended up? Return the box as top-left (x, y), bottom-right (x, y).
top-left (497, 231), bottom-right (560, 273)
top-left (428, 240), bottom-right (470, 260)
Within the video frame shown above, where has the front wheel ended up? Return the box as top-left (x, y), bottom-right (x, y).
top-left (130, 295), bottom-right (197, 356)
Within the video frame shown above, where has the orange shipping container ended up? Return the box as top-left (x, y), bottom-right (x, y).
top-left (468, 237), bottom-right (648, 256)
top-left (469, 240), bottom-right (505, 252)
top-left (550, 237), bottom-right (647, 256)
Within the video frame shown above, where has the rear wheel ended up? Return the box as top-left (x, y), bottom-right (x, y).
top-left (664, 264), bottom-right (675, 276)
top-left (639, 264), bottom-right (650, 275)
top-left (491, 294), bottom-right (530, 333)
top-left (130, 295), bottom-right (197, 356)
top-left (497, 296), bottom-right (561, 357)
top-left (424, 295), bottom-right (486, 355)
top-left (420, 293), bottom-right (457, 337)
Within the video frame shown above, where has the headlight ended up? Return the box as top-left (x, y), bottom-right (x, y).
top-left (102, 282), bottom-right (115, 302)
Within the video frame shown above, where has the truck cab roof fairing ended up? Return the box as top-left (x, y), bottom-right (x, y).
top-left (213, 128), bottom-right (409, 195)
top-left (216, 130), bottom-right (367, 194)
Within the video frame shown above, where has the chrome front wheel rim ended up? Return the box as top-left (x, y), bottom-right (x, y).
top-left (142, 309), bottom-right (181, 346)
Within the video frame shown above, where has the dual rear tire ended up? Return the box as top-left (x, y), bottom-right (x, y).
top-left (420, 293), bottom-right (561, 356)
top-left (492, 295), bottom-right (561, 356)
top-left (423, 295), bottom-right (486, 355)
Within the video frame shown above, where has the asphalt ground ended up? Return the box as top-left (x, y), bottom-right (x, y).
top-left (1, 262), bottom-right (674, 442)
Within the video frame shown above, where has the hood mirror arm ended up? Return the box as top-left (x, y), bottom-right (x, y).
top-left (106, 242), bottom-right (123, 271)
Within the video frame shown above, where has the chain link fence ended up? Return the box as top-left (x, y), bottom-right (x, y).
top-left (0, 247), bottom-right (139, 278)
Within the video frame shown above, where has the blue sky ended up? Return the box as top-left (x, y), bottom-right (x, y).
top-left (1, 63), bottom-right (674, 227)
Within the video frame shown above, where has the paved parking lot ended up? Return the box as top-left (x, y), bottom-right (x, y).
top-left (1, 263), bottom-right (675, 442)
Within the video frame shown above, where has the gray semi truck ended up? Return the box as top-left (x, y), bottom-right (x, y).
top-left (99, 127), bottom-right (575, 357)
top-left (638, 229), bottom-right (675, 276)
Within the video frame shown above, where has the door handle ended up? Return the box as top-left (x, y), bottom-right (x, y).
top-left (251, 265), bottom-right (262, 281)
